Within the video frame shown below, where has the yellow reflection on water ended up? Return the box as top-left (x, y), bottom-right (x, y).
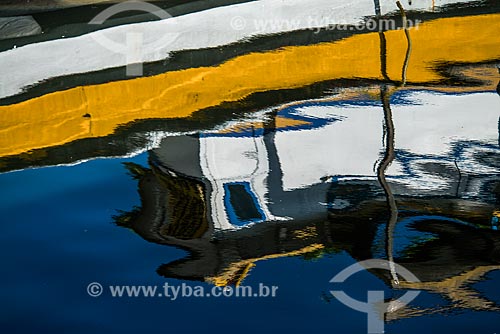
top-left (0, 13), bottom-right (499, 157)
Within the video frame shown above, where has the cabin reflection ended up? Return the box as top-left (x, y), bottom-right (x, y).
top-left (115, 85), bottom-right (500, 321)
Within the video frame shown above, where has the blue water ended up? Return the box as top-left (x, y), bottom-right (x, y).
top-left (1, 153), bottom-right (499, 333)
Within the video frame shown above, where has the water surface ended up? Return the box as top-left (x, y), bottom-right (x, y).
top-left (1, 0), bottom-right (500, 333)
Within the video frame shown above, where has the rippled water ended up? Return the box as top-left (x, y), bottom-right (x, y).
top-left (1, 0), bottom-right (500, 333)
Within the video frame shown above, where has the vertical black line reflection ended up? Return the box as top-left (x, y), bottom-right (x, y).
top-left (374, 0), bottom-right (390, 82)
top-left (497, 67), bottom-right (500, 96)
top-left (454, 159), bottom-right (463, 197)
top-left (374, 0), bottom-right (381, 16)
top-left (376, 85), bottom-right (399, 285)
top-left (379, 32), bottom-right (390, 82)
top-left (397, 1), bottom-right (412, 86)
top-left (263, 109), bottom-right (284, 202)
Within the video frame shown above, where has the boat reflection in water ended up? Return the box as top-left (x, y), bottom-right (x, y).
top-left (115, 80), bottom-right (500, 321)
top-left (1, 0), bottom-right (499, 329)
